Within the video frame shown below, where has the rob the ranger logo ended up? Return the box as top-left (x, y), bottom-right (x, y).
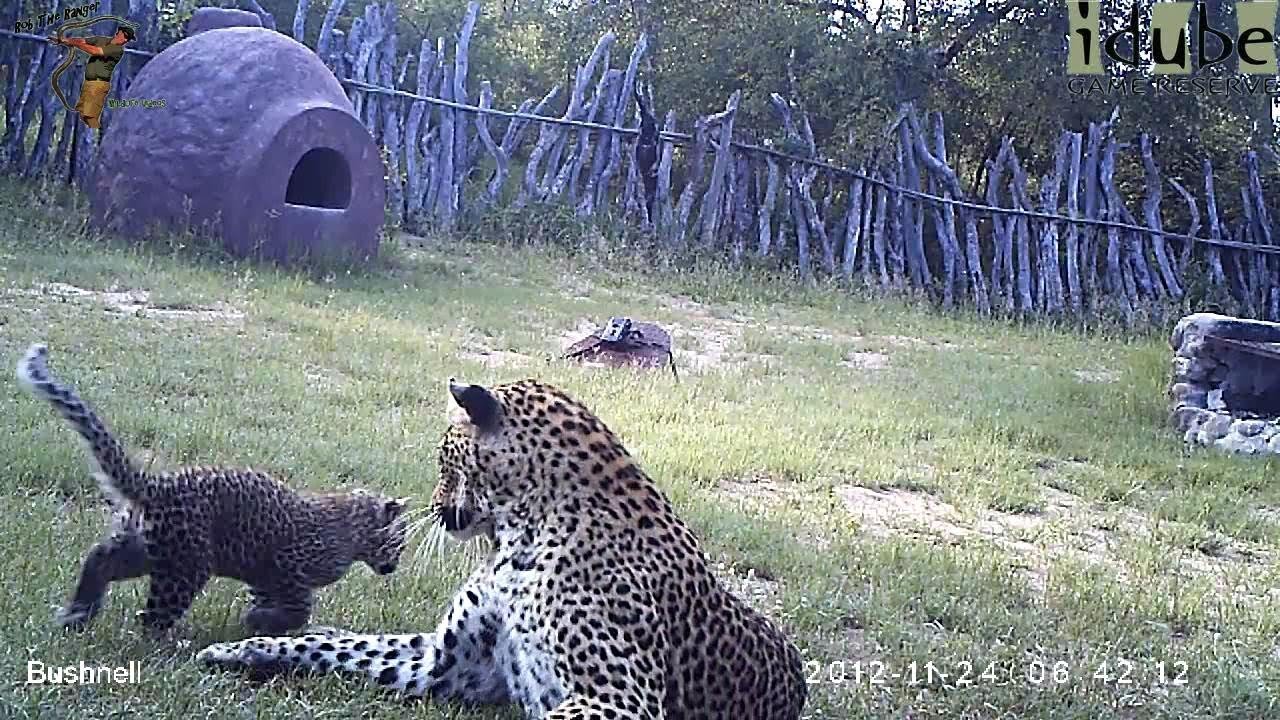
top-left (1067, 1), bottom-right (1278, 75)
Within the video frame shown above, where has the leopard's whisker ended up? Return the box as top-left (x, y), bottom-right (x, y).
top-left (401, 520), bottom-right (436, 559)
top-left (400, 505), bottom-right (435, 520)
top-left (403, 517), bottom-right (432, 537)
top-left (408, 524), bottom-right (456, 574)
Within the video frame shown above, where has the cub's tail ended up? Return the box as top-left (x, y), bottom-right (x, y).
top-left (16, 344), bottom-right (147, 505)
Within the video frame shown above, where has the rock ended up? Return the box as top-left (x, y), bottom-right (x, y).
top-left (1177, 312), bottom-right (1280, 346)
top-left (1171, 356), bottom-right (1217, 384)
top-left (1232, 419), bottom-right (1267, 438)
top-left (1172, 406), bottom-right (1215, 433)
top-left (1262, 425), bottom-right (1279, 441)
top-left (1171, 313), bottom-right (1217, 350)
top-left (185, 8), bottom-right (262, 35)
top-left (1169, 382), bottom-right (1208, 409)
top-left (1217, 433), bottom-right (1266, 455)
top-left (1197, 412), bottom-right (1233, 442)
top-left (1269, 434), bottom-right (1280, 454)
top-left (1177, 337), bottom-right (1207, 360)
top-left (90, 28), bottom-right (384, 265)
top-left (1207, 388), bottom-right (1226, 410)
top-left (1170, 317), bottom-right (1188, 350)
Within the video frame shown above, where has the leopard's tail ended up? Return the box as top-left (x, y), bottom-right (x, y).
top-left (16, 344), bottom-right (147, 505)
top-left (198, 631), bottom-right (440, 696)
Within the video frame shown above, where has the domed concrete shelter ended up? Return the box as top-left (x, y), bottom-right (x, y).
top-left (90, 19), bottom-right (384, 264)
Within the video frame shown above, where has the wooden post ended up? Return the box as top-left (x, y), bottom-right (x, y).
top-left (1139, 134), bottom-right (1182, 300)
top-left (840, 173), bottom-right (865, 281)
top-left (756, 156), bottom-right (780, 257)
top-left (1063, 132), bottom-right (1084, 314)
top-left (474, 81), bottom-right (508, 206)
top-left (452, 1), bottom-right (479, 203)
top-left (697, 90), bottom-right (741, 249)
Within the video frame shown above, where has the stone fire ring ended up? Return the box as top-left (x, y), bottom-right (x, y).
top-left (90, 23), bottom-right (384, 264)
top-left (1169, 312), bottom-right (1280, 455)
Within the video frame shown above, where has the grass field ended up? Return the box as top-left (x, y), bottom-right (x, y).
top-left (1, 177), bottom-right (1278, 719)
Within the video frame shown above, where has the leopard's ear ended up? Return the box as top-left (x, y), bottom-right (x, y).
top-left (447, 378), bottom-right (503, 433)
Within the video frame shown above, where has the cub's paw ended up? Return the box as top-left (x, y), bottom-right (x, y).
top-left (54, 602), bottom-right (100, 631)
top-left (135, 611), bottom-right (193, 644)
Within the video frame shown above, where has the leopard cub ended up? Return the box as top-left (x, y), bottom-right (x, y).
top-left (16, 343), bottom-right (410, 637)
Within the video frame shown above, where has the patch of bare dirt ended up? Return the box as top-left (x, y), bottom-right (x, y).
top-left (553, 293), bottom-right (965, 374)
top-left (458, 348), bottom-right (536, 369)
top-left (878, 334), bottom-right (962, 351)
top-left (717, 476), bottom-right (803, 507)
top-left (772, 323), bottom-right (864, 345)
top-left (658, 296), bottom-right (750, 372)
top-left (7, 283), bottom-right (243, 323)
top-left (837, 483), bottom-right (1082, 595)
top-left (302, 364), bottom-right (351, 393)
top-left (833, 484), bottom-right (1272, 600)
top-left (670, 322), bottom-right (744, 371)
top-left (836, 485), bottom-right (979, 543)
top-left (835, 333), bottom-right (963, 376)
top-left (713, 475), bottom-right (831, 549)
top-left (841, 351), bottom-right (890, 371)
top-left (1073, 368), bottom-right (1121, 384)
top-left (557, 318), bottom-right (605, 351)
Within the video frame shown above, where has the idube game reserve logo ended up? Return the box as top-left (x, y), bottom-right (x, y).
top-left (1065, 1), bottom-right (1280, 96)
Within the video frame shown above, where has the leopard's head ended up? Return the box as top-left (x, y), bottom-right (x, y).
top-left (434, 378), bottom-right (614, 542)
top-left (349, 490), bottom-right (410, 575)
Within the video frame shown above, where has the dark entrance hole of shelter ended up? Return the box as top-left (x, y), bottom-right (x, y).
top-left (286, 148), bottom-right (352, 210)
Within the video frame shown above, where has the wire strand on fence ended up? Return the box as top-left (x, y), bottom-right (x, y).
top-left (1, 29), bottom-right (1278, 257)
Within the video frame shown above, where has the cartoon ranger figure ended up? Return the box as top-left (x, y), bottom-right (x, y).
top-left (48, 24), bottom-right (134, 129)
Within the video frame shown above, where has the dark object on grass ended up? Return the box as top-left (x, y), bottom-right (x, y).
top-left (562, 316), bottom-right (679, 380)
top-left (89, 26), bottom-right (384, 265)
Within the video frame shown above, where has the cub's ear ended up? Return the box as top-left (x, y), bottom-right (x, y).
top-left (446, 378), bottom-right (503, 433)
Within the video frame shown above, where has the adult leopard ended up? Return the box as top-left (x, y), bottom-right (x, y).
top-left (199, 378), bottom-right (808, 719)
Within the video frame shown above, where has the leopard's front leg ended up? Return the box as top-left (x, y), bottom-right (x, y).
top-left (197, 568), bottom-right (510, 704)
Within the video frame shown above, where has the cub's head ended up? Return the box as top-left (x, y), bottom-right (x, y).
top-left (348, 490), bottom-right (410, 575)
top-left (434, 378), bottom-right (609, 542)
